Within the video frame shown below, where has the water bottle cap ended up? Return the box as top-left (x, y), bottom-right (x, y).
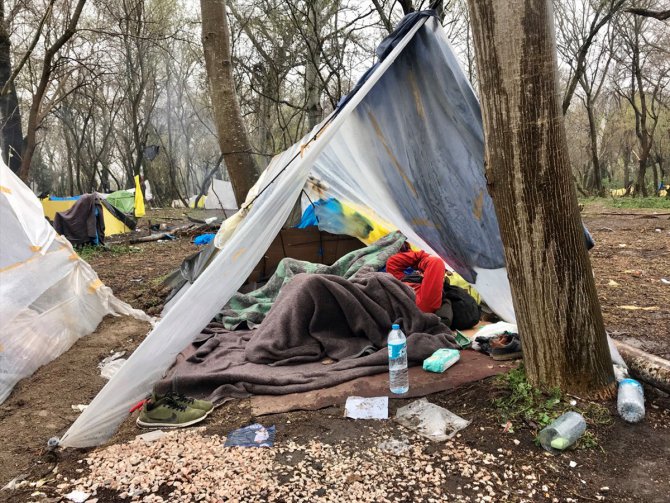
top-left (392, 323), bottom-right (400, 330)
top-left (620, 378), bottom-right (641, 386)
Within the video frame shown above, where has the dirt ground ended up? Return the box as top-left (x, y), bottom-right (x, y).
top-left (1, 204), bottom-right (668, 502)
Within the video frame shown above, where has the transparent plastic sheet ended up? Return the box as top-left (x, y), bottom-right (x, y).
top-left (305, 19), bottom-right (515, 321)
top-left (60, 16), bottom-right (428, 448)
top-left (0, 162), bottom-right (149, 404)
top-left (60, 154), bottom-right (310, 447)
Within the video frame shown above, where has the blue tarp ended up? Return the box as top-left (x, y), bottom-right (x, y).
top-left (310, 13), bottom-right (504, 284)
top-left (49, 195), bottom-right (81, 201)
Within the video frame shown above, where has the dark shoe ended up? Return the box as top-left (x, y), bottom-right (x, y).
top-left (489, 333), bottom-right (522, 361)
top-left (137, 395), bottom-right (207, 428)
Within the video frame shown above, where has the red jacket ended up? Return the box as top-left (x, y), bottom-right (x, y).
top-left (386, 250), bottom-right (445, 313)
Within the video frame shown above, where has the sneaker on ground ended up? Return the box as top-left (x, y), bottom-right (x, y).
top-left (137, 396), bottom-right (207, 428)
top-left (161, 392), bottom-right (214, 414)
top-left (490, 332), bottom-right (523, 361)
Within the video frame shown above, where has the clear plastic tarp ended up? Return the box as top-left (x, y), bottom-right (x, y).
top-left (0, 162), bottom-right (149, 405)
top-left (60, 13), bottom-right (515, 447)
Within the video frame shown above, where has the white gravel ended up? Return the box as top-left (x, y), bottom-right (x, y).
top-left (53, 427), bottom-right (558, 502)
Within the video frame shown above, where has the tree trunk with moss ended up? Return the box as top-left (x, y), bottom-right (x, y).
top-left (467, 0), bottom-right (615, 397)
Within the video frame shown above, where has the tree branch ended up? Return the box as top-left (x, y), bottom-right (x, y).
top-left (625, 8), bottom-right (670, 20)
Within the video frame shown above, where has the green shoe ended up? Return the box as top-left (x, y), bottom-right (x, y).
top-left (158, 392), bottom-right (214, 414)
top-left (137, 396), bottom-right (207, 428)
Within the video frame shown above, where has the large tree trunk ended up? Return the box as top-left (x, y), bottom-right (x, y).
top-left (200, 0), bottom-right (260, 206)
top-left (0, 0), bottom-right (23, 174)
top-left (467, 0), bottom-right (615, 396)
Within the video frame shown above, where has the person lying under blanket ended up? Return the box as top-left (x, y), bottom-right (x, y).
top-left (155, 270), bottom-right (461, 409)
top-left (385, 243), bottom-right (480, 330)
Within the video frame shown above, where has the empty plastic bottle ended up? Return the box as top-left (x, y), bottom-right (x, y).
top-left (538, 411), bottom-right (586, 454)
top-left (388, 323), bottom-right (409, 394)
top-left (617, 378), bottom-right (645, 423)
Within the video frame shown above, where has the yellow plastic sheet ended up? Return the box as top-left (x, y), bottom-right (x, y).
top-left (134, 175), bottom-right (145, 217)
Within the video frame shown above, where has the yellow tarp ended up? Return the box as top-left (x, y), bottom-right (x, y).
top-left (189, 196), bottom-right (206, 209)
top-left (41, 199), bottom-right (132, 236)
top-left (133, 176), bottom-right (145, 217)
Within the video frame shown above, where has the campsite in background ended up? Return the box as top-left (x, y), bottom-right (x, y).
top-left (1, 1), bottom-right (669, 502)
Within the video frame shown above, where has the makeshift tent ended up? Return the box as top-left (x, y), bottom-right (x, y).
top-left (106, 190), bottom-right (135, 214)
top-left (205, 179), bottom-right (237, 211)
top-left (0, 160), bottom-right (149, 405)
top-left (188, 195), bottom-right (206, 209)
top-left (42, 195), bottom-right (136, 236)
top-left (59, 11), bottom-right (515, 448)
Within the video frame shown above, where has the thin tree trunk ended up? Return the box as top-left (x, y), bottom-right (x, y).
top-left (623, 146), bottom-right (631, 192)
top-left (636, 159), bottom-right (648, 197)
top-left (305, 1), bottom-right (324, 131)
top-left (651, 161), bottom-right (658, 195)
top-left (0, 0), bottom-right (23, 173)
top-left (586, 100), bottom-right (603, 196)
top-left (467, 0), bottom-right (615, 396)
top-left (200, 0), bottom-right (260, 206)
top-left (194, 154), bottom-right (224, 208)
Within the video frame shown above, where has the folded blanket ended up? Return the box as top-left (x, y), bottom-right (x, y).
top-left (157, 271), bottom-right (458, 402)
top-left (218, 231), bottom-right (407, 329)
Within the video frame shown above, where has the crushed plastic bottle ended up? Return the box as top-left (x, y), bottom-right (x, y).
top-left (388, 323), bottom-right (408, 394)
top-left (538, 411), bottom-right (586, 454)
top-left (617, 378), bottom-right (645, 423)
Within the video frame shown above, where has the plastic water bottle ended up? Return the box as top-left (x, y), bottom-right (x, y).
top-left (617, 378), bottom-right (645, 423)
top-left (538, 411), bottom-right (586, 454)
top-left (388, 323), bottom-right (409, 394)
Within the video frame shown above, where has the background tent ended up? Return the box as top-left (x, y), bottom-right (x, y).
top-left (42, 195), bottom-right (136, 236)
top-left (205, 179), bottom-right (237, 211)
top-left (59, 12), bottom-right (515, 448)
top-left (0, 160), bottom-right (149, 404)
top-left (106, 189), bottom-right (135, 214)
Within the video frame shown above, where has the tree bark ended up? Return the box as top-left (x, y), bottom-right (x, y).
top-left (0, 0), bottom-right (23, 173)
top-left (200, 0), bottom-right (260, 206)
top-left (466, 0), bottom-right (615, 396)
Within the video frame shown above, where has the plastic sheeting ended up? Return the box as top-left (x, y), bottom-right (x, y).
top-left (302, 18), bottom-right (514, 320)
top-left (60, 13), bottom-right (430, 448)
top-left (0, 161), bottom-right (149, 405)
top-left (205, 179), bottom-right (237, 210)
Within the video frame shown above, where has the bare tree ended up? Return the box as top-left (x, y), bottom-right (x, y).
top-left (467, 0), bottom-right (615, 396)
top-left (18, 0), bottom-right (87, 182)
top-left (578, 27), bottom-right (615, 195)
top-left (614, 7), bottom-right (670, 196)
top-left (555, 0), bottom-right (627, 115)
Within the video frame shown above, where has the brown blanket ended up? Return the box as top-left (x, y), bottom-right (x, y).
top-left (156, 271), bottom-right (458, 403)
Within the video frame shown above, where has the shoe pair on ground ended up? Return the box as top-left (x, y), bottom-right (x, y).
top-left (476, 331), bottom-right (522, 361)
top-left (137, 392), bottom-right (214, 428)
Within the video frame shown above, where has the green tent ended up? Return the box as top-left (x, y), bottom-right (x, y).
top-left (106, 190), bottom-right (135, 214)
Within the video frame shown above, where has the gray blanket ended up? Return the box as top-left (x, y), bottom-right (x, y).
top-left (157, 271), bottom-right (458, 402)
top-left (218, 231), bottom-right (406, 329)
